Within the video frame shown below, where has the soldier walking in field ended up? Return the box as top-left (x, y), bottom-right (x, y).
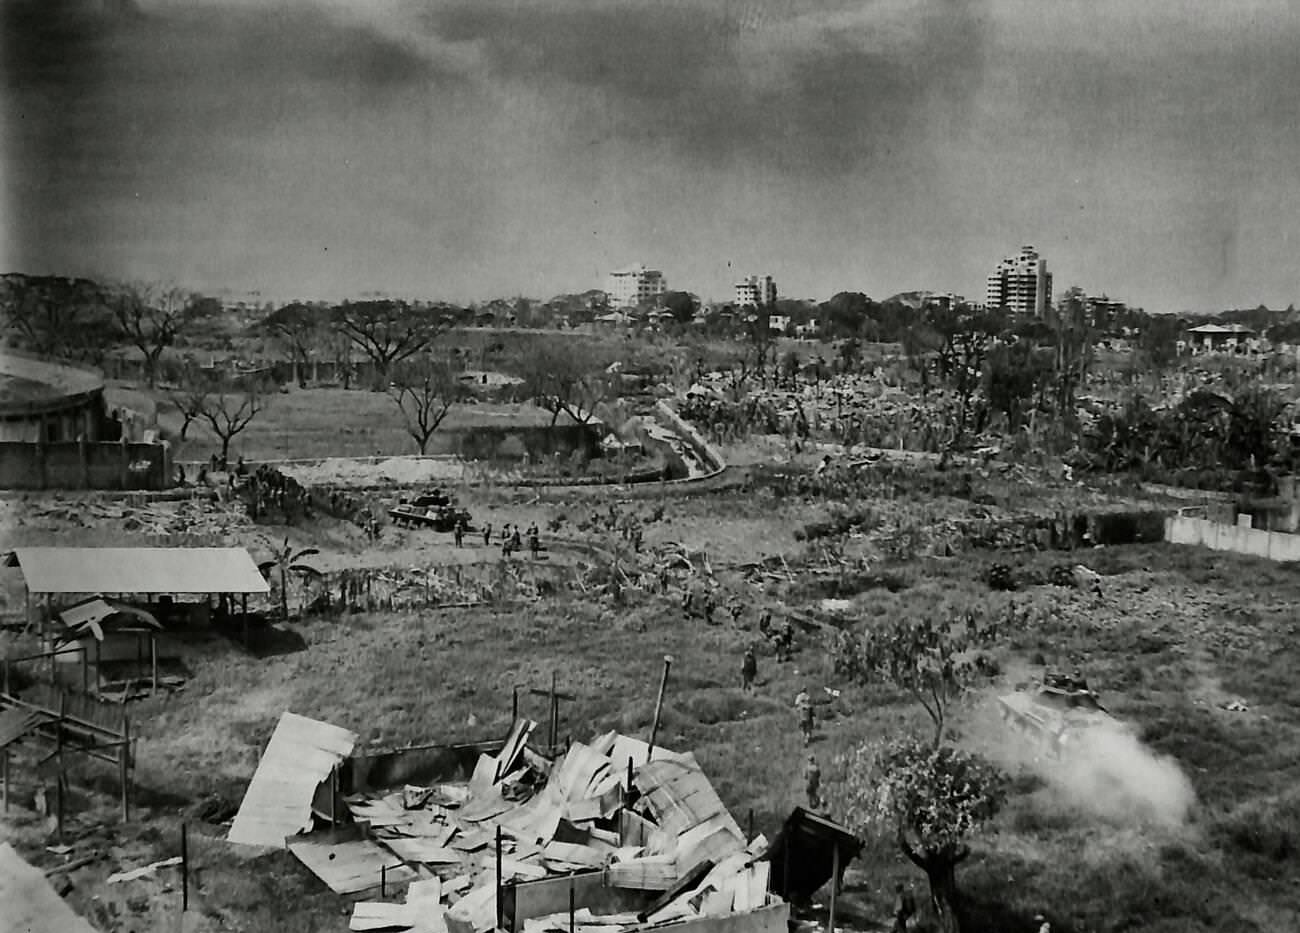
top-left (804, 752), bottom-right (821, 810)
top-left (795, 688), bottom-right (814, 745)
top-left (741, 647), bottom-right (757, 691)
top-left (453, 519), bottom-right (464, 548)
top-left (483, 522), bottom-right (493, 546)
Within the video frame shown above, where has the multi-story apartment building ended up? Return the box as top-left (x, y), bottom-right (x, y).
top-left (985, 246), bottom-right (1052, 316)
top-left (607, 264), bottom-right (667, 309)
top-left (734, 274), bottom-right (777, 308)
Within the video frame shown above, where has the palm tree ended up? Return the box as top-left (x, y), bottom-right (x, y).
top-left (258, 537), bottom-right (322, 620)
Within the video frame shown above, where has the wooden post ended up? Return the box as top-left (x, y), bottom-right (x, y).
top-left (241, 594), bottom-right (249, 650)
top-left (94, 641), bottom-right (101, 696)
top-left (181, 822), bottom-right (189, 911)
top-left (647, 655), bottom-right (673, 759)
top-left (120, 715), bottom-right (131, 822)
top-left (150, 635), bottom-right (158, 696)
top-left (827, 843), bottom-right (839, 933)
top-left (495, 826), bottom-right (504, 932)
top-left (49, 644), bottom-right (56, 685)
top-left (748, 808), bottom-right (754, 842)
top-left (381, 864), bottom-right (387, 897)
top-left (56, 692), bottom-right (66, 843)
top-left (512, 685), bottom-right (519, 723)
top-left (331, 764), bottom-right (339, 829)
top-left (569, 873), bottom-right (576, 933)
top-left (549, 672), bottom-right (558, 751)
top-left (80, 646), bottom-right (88, 696)
top-left (782, 839), bottom-right (790, 901)
top-left (2, 658), bottom-right (8, 695)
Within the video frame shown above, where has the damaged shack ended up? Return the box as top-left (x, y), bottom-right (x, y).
top-left (228, 713), bottom-right (853, 933)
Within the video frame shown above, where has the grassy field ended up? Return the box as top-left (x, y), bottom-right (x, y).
top-left (130, 385), bottom-right (587, 462)
top-left (2, 468), bottom-right (1298, 932)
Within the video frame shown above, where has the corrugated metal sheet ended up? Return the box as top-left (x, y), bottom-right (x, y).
top-left (0, 842), bottom-right (99, 933)
top-left (228, 712), bottom-right (359, 847)
top-left (634, 759), bottom-right (742, 842)
top-left (58, 598), bottom-right (161, 633)
top-left (12, 547), bottom-right (270, 595)
top-left (288, 836), bottom-right (416, 895)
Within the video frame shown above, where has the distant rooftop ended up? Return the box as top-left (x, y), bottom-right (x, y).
top-left (1186, 323), bottom-right (1255, 335)
top-left (610, 263), bottom-right (661, 276)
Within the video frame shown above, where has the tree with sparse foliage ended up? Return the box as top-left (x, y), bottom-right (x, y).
top-left (520, 342), bottom-right (617, 425)
top-left (182, 371), bottom-right (272, 463)
top-left (387, 356), bottom-right (462, 454)
top-left (111, 283), bottom-right (191, 387)
top-left (834, 738), bottom-right (1006, 933)
top-left (336, 300), bottom-right (448, 389)
top-left (830, 610), bottom-right (999, 747)
top-left (264, 302), bottom-right (324, 388)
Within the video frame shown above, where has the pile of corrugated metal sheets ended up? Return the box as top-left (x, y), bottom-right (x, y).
top-left (337, 721), bottom-right (779, 933)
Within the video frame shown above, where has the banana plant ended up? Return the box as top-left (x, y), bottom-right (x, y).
top-left (257, 537), bottom-right (322, 620)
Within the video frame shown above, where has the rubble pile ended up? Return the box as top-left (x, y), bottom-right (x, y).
top-left (20, 496), bottom-right (247, 542)
top-left (338, 722), bottom-right (781, 933)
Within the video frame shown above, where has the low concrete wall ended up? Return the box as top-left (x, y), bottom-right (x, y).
top-left (1164, 514), bottom-right (1300, 562)
top-left (0, 440), bottom-right (172, 491)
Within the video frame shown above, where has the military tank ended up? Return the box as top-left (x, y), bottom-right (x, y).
top-left (997, 670), bottom-right (1126, 759)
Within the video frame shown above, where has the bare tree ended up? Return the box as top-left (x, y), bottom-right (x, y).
top-left (185, 372), bottom-right (271, 463)
top-left (387, 356), bottom-right (462, 454)
top-left (112, 283), bottom-right (190, 387)
top-left (336, 300), bottom-right (447, 389)
top-left (166, 372), bottom-right (211, 441)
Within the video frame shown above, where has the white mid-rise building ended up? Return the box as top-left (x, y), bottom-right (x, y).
top-left (986, 246), bottom-right (1052, 316)
top-left (735, 274), bottom-right (777, 308)
top-left (607, 264), bottom-right (667, 309)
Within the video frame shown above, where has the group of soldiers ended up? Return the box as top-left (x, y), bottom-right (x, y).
top-left (484, 521), bottom-right (541, 558)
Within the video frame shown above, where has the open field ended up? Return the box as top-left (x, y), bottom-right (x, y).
top-left (3, 464), bottom-right (1300, 932)
top-left (129, 385), bottom-right (589, 462)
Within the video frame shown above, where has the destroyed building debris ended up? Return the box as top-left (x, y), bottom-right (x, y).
top-left (228, 712), bottom-right (854, 933)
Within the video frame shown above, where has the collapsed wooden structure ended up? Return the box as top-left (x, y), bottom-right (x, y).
top-left (227, 712), bottom-right (858, 933)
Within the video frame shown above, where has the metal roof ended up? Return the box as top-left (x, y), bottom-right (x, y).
top-left (8, 547), bottom-right (270, 595)
top-left (228, 711), bottom-right (359, 848)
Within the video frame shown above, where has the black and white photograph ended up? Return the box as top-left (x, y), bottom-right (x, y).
top-left (2, 2), bottom-right (1298, 931)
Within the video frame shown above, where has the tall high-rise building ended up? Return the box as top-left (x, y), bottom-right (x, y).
top-left (607, 264), bottom-right (666, 308)
top-left (734, 274), bottom-right (777, 308)
top-left (985, 246), bottom-right (1052, 316)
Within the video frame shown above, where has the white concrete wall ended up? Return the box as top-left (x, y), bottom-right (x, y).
top-left (1164, 515), bottom-right (1300, 562)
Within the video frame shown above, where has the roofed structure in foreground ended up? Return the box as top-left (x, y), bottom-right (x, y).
top-left (6, 547), bottom-right (270, 595)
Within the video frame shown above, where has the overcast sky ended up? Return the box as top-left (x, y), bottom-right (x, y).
top-left (4, 0), bottom-right (1300, 310)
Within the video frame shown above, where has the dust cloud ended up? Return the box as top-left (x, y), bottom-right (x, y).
top-left (962, 684), bottom-right (1198, 831)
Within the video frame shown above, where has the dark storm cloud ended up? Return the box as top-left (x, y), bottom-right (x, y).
top-left (1, 0), bottom-right (456, 280)
top-left (427, 0), bottom-right (990, 174)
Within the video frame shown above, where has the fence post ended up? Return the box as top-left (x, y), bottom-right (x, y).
top-left (120, 715), bottom-right (131, 822)
top-left (181, 822), bottom-right (189, 912)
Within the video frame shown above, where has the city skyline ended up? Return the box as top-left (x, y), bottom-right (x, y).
top-left (6, 1), bottom-right (1300, 313)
